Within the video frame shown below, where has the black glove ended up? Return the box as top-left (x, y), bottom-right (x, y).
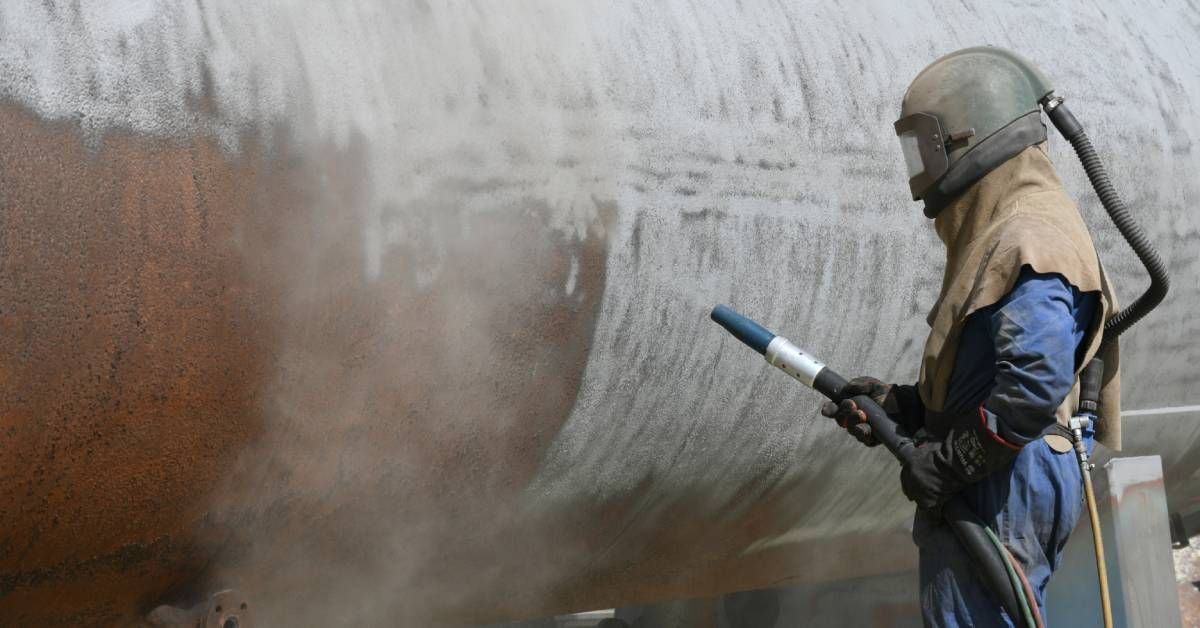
top-left (899, 407), bottom-right (1021, 510)
top-left (821, 377), bottom-right (924, 447)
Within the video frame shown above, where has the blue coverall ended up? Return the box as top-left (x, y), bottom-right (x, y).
top-left (915, 266), bottom-right (1098, 626)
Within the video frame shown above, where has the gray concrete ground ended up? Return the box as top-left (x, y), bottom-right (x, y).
top-left (1175, 536), bottom-right (1200, 627)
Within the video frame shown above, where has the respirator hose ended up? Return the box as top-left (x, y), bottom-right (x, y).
top-left (1041, 96), bottom-right (1171, 343)
top-left (1041, 94), bottom-right (1171, 628)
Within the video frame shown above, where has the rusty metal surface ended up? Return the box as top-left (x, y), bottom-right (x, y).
top-left (0, 95), bottom-right (609, 625)
top-left (0, 1), bottom-right (1198, 626)
top-left (0, 104), bottom-right (275, 625)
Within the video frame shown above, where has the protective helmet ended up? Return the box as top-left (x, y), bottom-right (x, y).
top-left (895, 46), bottom-right (1054, 217)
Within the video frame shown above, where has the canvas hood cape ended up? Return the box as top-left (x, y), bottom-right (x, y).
top-left (918, 144), bottom-right (1122, 450)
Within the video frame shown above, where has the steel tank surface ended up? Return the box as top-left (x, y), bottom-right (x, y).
top-left (1, 1), bottom-right (1198, 625)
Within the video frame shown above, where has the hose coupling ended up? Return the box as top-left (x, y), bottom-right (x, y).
top-left (1069, 415), bottom-right (1094, 472)
top-left (1040, 93), bottom-right (1064, 112)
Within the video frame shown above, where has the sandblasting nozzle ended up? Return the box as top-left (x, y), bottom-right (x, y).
top-left (710, 304), bottom-right (775, 354)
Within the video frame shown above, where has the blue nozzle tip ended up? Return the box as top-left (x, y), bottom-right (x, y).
top-left (710, 304), bottom-right (776, 355)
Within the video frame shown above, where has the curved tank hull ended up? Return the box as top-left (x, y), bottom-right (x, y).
top-left (1, 1), bottom-right (1198, 625)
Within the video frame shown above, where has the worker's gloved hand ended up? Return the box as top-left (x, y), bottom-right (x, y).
top-left (821, 378), bottom-right (924, 447)
top-left (900, 407), bottom-right (1021, 510)
top-left (821, 376), bottom-right (888, 446)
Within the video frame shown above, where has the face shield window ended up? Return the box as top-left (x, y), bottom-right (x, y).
top-left (898, 132), bottom-right (925, 180)
top-left (894, 112), bottom-right (951, 200)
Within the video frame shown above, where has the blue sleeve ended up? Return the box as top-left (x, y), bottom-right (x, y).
top-left (982, 270), bottom-right (1094, 446)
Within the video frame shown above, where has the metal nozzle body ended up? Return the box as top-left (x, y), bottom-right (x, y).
top-left (765, 336), bottom-right (826, 388)
top-left (710, 305), bottom-right (835, 397)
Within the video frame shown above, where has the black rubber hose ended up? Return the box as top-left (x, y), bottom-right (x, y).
top-left (942, 500), bottom-right (1029, 622)
top-left (819, 370), bottom-right (1027, 621)
top-left (1043, 98), bottom-right (1170, 344)
top-left (710, 309), bottom-right (1029, 620)
top-left (814, 369), bottom-right (917, 460)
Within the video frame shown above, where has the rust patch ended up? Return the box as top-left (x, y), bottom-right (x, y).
top-left (0, 100), bottom-right (610, 625)
top-left (0, 93), bottom-right (916, 626)
top-left (0, 103), bottom-right (276, 626)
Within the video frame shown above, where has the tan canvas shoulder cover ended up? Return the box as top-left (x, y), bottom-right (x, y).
top-left (918, 145), bottom-right (1122, 449)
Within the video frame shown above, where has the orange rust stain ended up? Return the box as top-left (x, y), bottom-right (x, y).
top-left (0, 96), bottom-right (909, 625)
top-left (0, 103), bottom-right (274, 625)
top-left (0, 101), bottom-right (611, 626)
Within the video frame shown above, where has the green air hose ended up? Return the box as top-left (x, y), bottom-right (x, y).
top-left (983, 526), bottom-right (1037, 628)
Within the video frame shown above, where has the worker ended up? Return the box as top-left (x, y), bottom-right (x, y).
top-left (821, 47), bottom-right (1120, 626)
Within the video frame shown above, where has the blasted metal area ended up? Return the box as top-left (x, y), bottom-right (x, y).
top-left (0, 1), bottom-right (1198, 626)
